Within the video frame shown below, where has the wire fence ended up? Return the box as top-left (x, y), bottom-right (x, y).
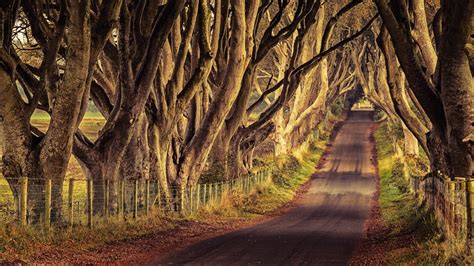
top-left (0, 169), bottom-right (272, 230)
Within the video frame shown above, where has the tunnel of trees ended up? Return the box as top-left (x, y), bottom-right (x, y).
top-left (0, 0), bottom-right (472, 239)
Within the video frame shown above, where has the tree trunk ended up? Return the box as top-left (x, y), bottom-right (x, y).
top-left (439, 0), bottom-right (473, 177)
top-left (175, 0), bottom-right (247, 191)
top-left (403, 124), bottom-right (419, 156)
top-left (411, 0), bottom-right (438, 77)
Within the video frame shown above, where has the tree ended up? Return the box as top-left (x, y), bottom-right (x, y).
top-left (0, 0), bottom-right (96, 221)
top-left (375, 0), bottom-right (473, 177)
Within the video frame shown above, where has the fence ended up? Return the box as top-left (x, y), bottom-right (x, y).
top-left (0, 169), bottom-right (272, 229)
top-left (410, 172), bottom-right (474, 248)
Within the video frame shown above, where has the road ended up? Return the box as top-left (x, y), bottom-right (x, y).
top-left (161, 110), bottom-right (376, 265)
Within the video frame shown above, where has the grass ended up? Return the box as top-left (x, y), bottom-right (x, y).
top-left (374, 122), bottom-right (471, 265)
top-left (192, 133), bottom-right (328, 221)
top-left (0, 211), bottom-right (175, 261)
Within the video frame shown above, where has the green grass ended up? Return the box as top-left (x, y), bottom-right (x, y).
top-left (374, 122), bottom-right (470, 265)
top-left (196, 131), bottom-right (328, 222)
top-left (241, 145), bottom-right (324, 215)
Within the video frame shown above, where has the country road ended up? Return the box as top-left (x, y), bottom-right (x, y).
top-left (161, 110), bottom-right (377, 265)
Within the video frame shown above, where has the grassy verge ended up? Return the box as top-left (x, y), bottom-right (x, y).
top-left (0, 213), bottom-right (176, 261)
top-left (197, 136), bottom-right (328, 220)
top-left (374, 122), bottom-right (470, 264)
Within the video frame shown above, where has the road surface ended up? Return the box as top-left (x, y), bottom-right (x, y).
top-left (161, 110), bottom-right (376, 265)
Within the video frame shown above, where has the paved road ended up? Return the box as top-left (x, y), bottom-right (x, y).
top-left (161, 110), bottom-right (376, 265)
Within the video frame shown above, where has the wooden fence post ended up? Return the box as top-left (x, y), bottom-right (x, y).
top-left (203, 184), bottom-right (208, 205)
top-left (119, 180), bottom-right (125, 218)
top-left (68, 179), bottom-right (74, 227)
top-left (196, 184), bottom-right (201, 211)
top-left (179, 186), bottom-right (185, 213)
top-left (208, 184), bottom-right (212, 203)
top-left (105, 180), bottom-right (110, 218)
top-left (44, 179), bottom-right (52, 229)
top-left (87, 179), bottom-right (93, 229)
top-left (189, 187), bottom-right (194, 214)
top-left (133, 180), bottom-right (138, 219)
top-left (467, 180), bottom-right (474, 253)
top-left (19, 176), bottom-right (28, 226)
top-left (219, 183), bottom-right (223, 203)
top-left (157, 179), bottom-right (161, 210)
top-left (214, 183), bottom-right (218, 203)
top-left (145, 179), bottom-right (150, 215)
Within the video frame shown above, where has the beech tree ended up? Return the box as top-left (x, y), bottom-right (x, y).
top-left (374, 0), bottom-right (473, 178)
top-left (0, 0), bottom-right (105, 221)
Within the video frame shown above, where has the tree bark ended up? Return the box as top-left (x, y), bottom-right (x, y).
top-left (439, 0), bottom-right (473, 177)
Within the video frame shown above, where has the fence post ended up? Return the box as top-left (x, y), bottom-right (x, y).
top-left (189, 187), bottom-right (194, 214)
top-left (214, 183), bottom-right (218, 203)
top-left (179, 186), bottom-right (185, 213)
top-left (207, 184), bottom-right (212, 203)
top-left (68, 179), bottom-right (74, 227)
top-left (145, 179), bottom-right (150, 215)
top-left (467, 180), bottom-right (474, 253)
top-left (133, 180), bottom-right (138, 219)
top-left (119, 180), bottom-right (125, 218)
top-left (19, 176), bottom-right (28, 226)
top-left (44, 179), bottom-right (52, 229)
top-left (219, 183), bottom-right (223, 203)
top-left (196, 184), bottom-right (201, 211)
top-left (156, 179), bottom-right (161, 210)
top-left (87, 179), bottom-right (93, 229)
top-left (203, 184), bottom-right (208, 205)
